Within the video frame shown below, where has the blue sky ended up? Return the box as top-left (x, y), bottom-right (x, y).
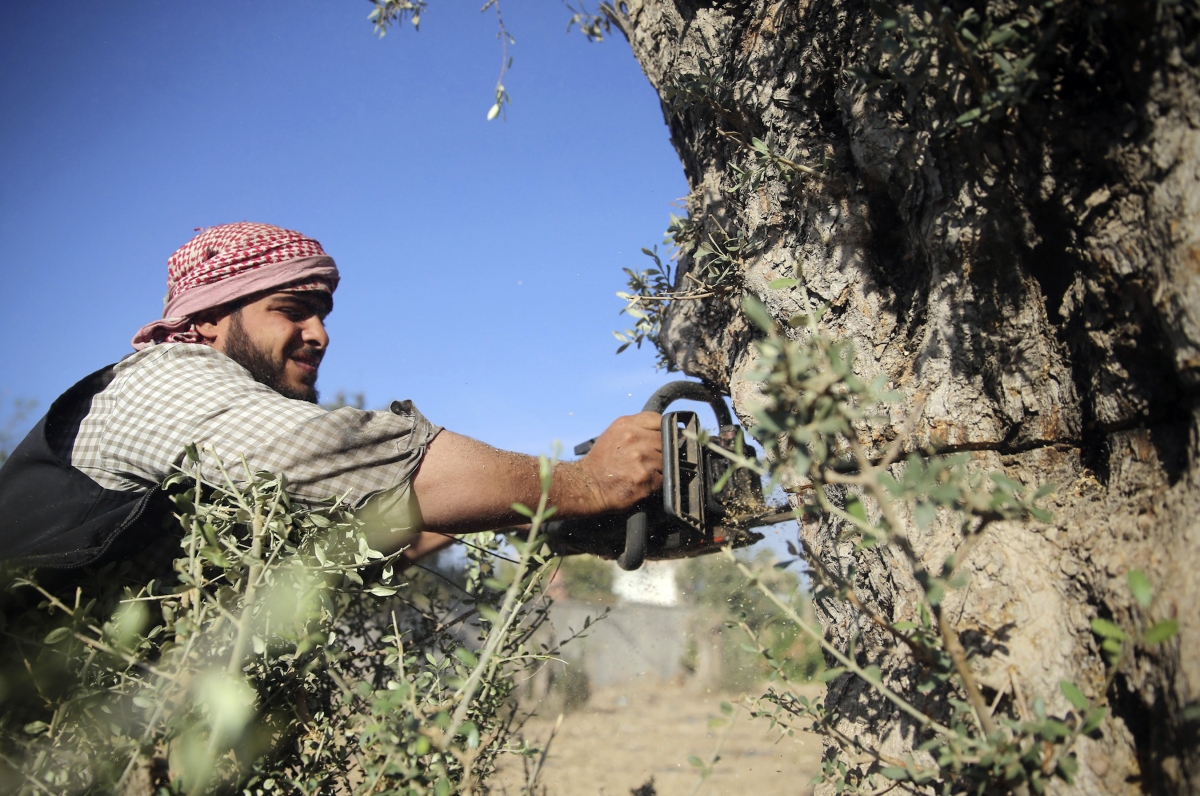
top-left (2, 0), bottom-right (694, 453)
top-left (0, 1), bottom-right (801, 558)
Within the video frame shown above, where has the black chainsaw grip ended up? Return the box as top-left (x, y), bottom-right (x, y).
top-left (615, 382), bottom-right (728, 571)
top-left (640, 381), bottom-right (732, 427)
top-left (617, 510), bottom-right (648, 571)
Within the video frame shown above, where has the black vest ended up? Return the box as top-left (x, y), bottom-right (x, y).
top-left (0, 366), bottom-right (174, 568)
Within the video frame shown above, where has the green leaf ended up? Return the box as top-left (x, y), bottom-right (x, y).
top-left (1143, 619), bottom-right (1179, 645)
top-left (720, 700), bottom-right (733, 715)
top-left (22, 721), bottom-right (49, 735)
top-left (818, 667), bottom-right (845, 682)
top-left (455, 647), bottom-right (480, 667)
top-left (368, 586), bottom-right (397, 598)
top-left (742, 296), bottom-right (775, 332)
top-left (1127, 570), bottom-right (1153, 609)
top-left (1029, 507), bottom-right (1054, 523)
top-left (1090, 617), bottom-right (1128, 641)
top-left (1033, 483), bottom-right (1058, 499)
top-left (1057, 752), bottom-right (1079, 784)
top-left (434, 777), bottom-right (451, 796)
top-left (43, 626), bottom-right (70, 644)
top-left (768, 277), bottom-right (799, 290)
top-left (462, 720), bottom-right (481, 749)
top-left (987, 27), bottom-right (1018, 46)
top-left (845, 497), bottom-right (868, 524)
top-left (1040, 718), bottom-right (1071, 740)
top-left (990, 473), bottom-right (1024, 494)
top-left (688, 755), bottom-right (705, 768)
top-left (1082, 706), bottom-right (1107, 734)
top-left (956, 107), bottom-right (983, 125)
top-left (787, 314), bottom-right (810, 328)
top-left (879, 766), bottom-right (910, 780)
top-left (1060, 680), bottom-right (1088, 712)
top-left (478, 605), bottom-right (501, 624)
top-left (914, 501), bottom-right (936, 530)
top-left (200, 546), bottom-right (230, 568)
top-left (924, 579), bottom-right (946, 606)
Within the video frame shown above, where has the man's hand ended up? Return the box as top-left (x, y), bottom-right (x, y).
top-left (573, 412), bottom-right (663, 514)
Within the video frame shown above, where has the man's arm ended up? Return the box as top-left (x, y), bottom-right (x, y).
top-left (411, 412), bottom-right (663, 536)
top-left (397, 531), bottom-right (458, 567)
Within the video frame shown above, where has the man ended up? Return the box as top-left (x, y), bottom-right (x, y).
top-left (0, 222), bottom-right (662, 567)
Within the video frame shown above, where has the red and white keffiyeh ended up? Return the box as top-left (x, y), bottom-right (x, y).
top-left (131, 222), bottom-right (340, 350)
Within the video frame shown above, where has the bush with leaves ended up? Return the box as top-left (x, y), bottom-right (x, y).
top-left (0, 447), bottom-right (565, 795)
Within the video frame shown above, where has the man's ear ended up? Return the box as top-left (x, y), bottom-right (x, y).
top-left (193, 309), bottom-right (226, 344)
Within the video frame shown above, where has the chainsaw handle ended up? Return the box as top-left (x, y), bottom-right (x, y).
top-left (640, 381), bottom-right (732, 426)
top-left (616, 510), bottom-right (648, 571)
top-left (616, 383), bottom-right (730, 571)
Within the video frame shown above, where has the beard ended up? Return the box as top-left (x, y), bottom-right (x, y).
top-left (223, 311), bottom-right (321, 403)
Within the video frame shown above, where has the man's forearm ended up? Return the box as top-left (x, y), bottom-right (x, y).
top-left (411, 418), bottom-right (661, 536)
top-left (411, 432), bottom-right (602, 534)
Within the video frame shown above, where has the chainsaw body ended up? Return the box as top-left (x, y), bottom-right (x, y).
top-left (542, 382), bottom-right (770, 570)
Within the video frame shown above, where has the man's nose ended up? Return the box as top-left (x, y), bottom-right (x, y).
top-left (300, 316), bottom-right (329, 349)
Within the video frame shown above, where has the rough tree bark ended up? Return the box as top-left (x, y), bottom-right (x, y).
top-left (606, 0), bottom-right (1199, 792)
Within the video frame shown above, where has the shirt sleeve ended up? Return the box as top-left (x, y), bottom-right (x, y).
top-left (71, 344), bottom-right (442, 512)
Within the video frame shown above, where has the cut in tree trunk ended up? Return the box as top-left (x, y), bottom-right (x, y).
top-left (607, 0), bottom-right (1199, 792)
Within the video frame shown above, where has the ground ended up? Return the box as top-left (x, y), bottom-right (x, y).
top-left (491, 679), bottom-right (824, 796)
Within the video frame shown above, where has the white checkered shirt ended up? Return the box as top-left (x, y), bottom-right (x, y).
top-left (62, 344), bottom-right (441, 509)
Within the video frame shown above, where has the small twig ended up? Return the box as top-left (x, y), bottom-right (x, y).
top-left (444, 461), bottom-right (555, 748)
top-left (933, 607), bottom-right (1009, 768)
top-left (432, 531), bottom-right (520, 564)
top-left (0, 751), bottom-right (54, 795)
top-left (408, 606), bottom-right (481, 646)
top-left (689, 700), bottom-right (743, 796)
top-left (525, 712), bottom-right (564, 794)
top-left (716, 128), bottom-right (827, 179)
top-left (800, 536), bottom-right (937, 664)
top-left (725, 550), bottom-right (956, 739)
top-left (621, 291), bottom-right (715, 303)
top-left (70, 632), bottom-right (177, 682)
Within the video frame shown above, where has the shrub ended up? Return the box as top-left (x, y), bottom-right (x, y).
top-left (0, 449), bottom-right (563, 795)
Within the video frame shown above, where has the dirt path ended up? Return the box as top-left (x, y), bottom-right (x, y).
top-left (492, 680), bottom-right (824, 796)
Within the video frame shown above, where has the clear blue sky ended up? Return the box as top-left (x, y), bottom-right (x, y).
top-left (1, 0), bottom-right (694, 453)
top-left (1, 1), bottom-right (800, 557)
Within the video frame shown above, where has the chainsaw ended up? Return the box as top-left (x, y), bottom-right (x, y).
top-left (542, 381), bottom-right (794, 571)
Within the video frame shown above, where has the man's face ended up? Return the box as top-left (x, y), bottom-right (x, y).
top-left (201, 292), bottom-right (331, 402)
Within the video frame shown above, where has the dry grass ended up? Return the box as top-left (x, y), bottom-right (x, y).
top-left (492, 678), bottom-right (824, 796)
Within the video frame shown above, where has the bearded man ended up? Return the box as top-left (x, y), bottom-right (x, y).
top-left (0, 222), bottom-right (662, 568)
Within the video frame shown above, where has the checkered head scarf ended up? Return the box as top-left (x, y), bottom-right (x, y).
top-left (131, 222), bottom-right (340, 350)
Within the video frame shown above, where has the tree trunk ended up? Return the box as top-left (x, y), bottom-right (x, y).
top-left (607, 0), bottom-right (1199, 791)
